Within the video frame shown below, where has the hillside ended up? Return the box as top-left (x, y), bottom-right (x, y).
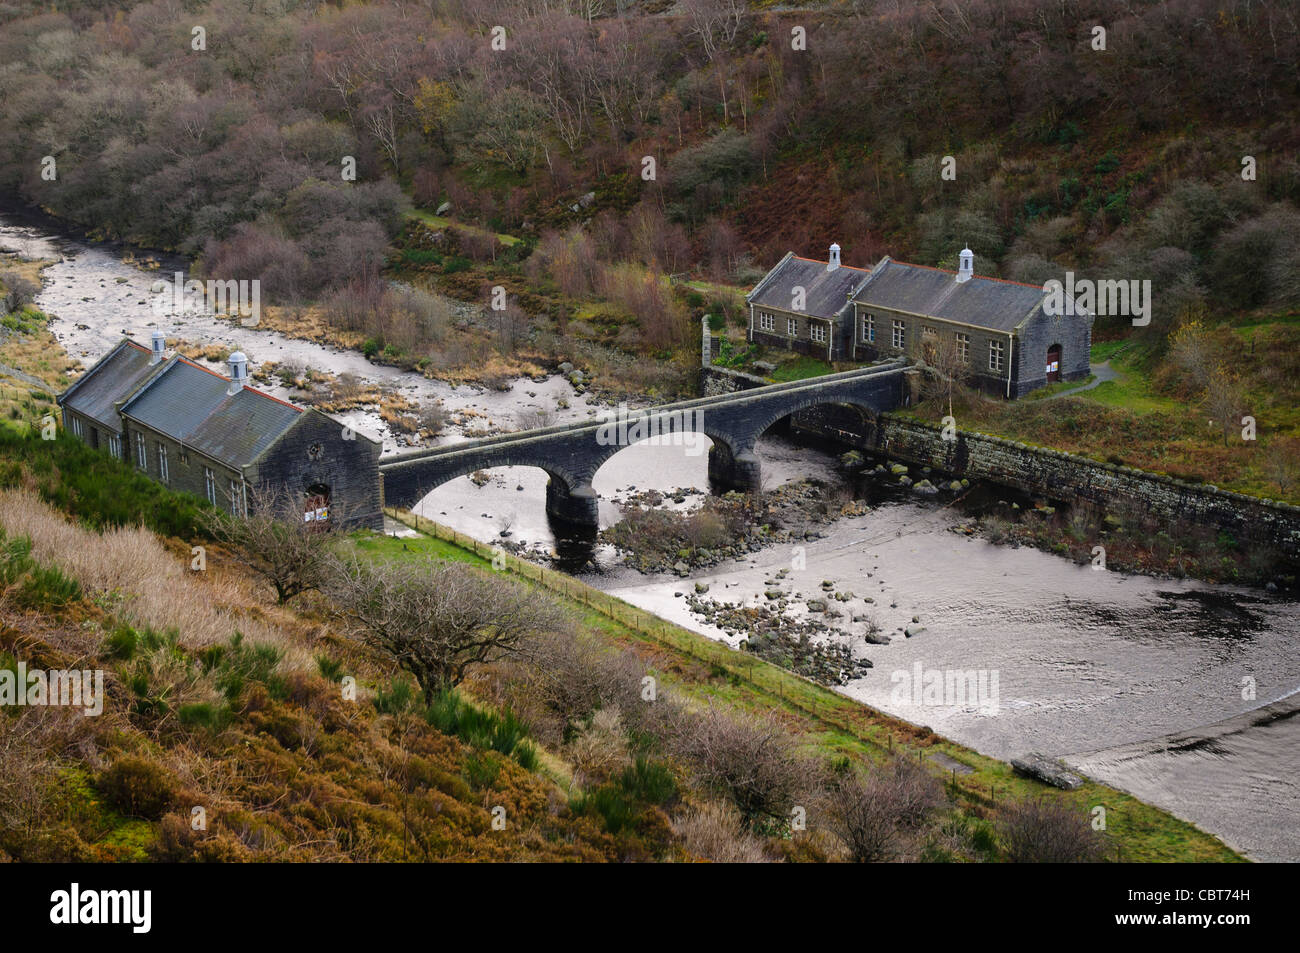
top-left (0, 420), bottom-right (1243, 863)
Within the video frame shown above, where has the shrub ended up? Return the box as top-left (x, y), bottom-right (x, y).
top-left (997, 797), bottom-right (1107, 863)
top-left (619, 757), bottom-right (678, 806)
top-left (97, 757), bottom-right (177, 820)
top-left (671, 802), bottom-right (773, 863)
top-left (820, 756), bottom-right (946, 862)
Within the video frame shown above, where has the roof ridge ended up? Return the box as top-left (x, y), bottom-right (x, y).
top-left (887, 259), bottom-right (1047, 290)
top-left (176, 355), bottom-right (301, 412)
top-left (791, 256), bottom-right (874, 273)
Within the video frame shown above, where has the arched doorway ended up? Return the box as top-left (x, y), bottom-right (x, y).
top-left (304, 482), bottom-right (331, 527)
top-left (1046, 344), bottom-right (1062, 382)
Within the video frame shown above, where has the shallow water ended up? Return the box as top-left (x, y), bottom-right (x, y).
top-left (6, 208), bottom-right (1299, 861)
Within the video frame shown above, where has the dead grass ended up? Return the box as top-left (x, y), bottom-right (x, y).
top-left (0, 489), bottom-right (292, 653)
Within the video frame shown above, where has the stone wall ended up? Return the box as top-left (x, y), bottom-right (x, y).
top-left (699, 366), bottom-right (768, 396)
top-left (700, 366), bottom-right (1300, 555)
top-left (877, 416), bottom-right (1300, 555)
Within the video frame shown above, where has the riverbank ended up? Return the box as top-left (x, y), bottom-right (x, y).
top-left (383, 506), bottom-right (1244, 862)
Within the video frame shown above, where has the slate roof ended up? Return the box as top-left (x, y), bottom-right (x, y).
top-left (58, 340), bottom-right (165, 432)
top-left (852, 259), bottom-right (1049, 333)
top-left (119, 355), bottom-right (302, 468)
top-left (747, 254), bottom-right (874, 320)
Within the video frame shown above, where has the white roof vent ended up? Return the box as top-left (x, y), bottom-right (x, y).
top-left (827, 242), bottom-right (841, 272)
top-left (227, 351), bottom-right (249, 395)
top-left (149, 329), bottom-right (166, 365)
top-left (956, 247), bottom-right (974, 283)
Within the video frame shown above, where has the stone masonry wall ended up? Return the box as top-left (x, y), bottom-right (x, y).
top-left (878, 416), bottom-right (1300, 555)
top-left (698, 368), bottom-right (1300, 555)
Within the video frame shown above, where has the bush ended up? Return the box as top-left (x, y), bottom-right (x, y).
top-left (97, 757), bottom-right (177, 820)
top-left (619, 757), bottom-right (678, 807)
top-left (997, 797), bottom-right (1107, 863)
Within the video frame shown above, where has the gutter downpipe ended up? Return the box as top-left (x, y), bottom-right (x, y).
top-left (1005, 330), bottom-right (1014, 398)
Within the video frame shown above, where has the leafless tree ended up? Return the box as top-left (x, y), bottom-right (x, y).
top-left (918, 332), bottom-right (973, 418)
top-left (1204, 368), bottom-right (1246, 447)
top-left (326, 556), bottom-right (573, 700)
top-left (202, 484), bottom-right (337, 604)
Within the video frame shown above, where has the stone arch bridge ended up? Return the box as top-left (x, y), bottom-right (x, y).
top-left (379, 361), bottom-right (908, 530)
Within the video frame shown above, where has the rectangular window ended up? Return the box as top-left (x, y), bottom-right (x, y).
top-left (922, 325), bottom-right (938, 340)
top-left (69, 416), bottom-right (82, 437)
top-left (891, 319), bottom-right (906, 350)
top-left (787, 317), bottom-right (797, 337)
top-left (758, 311), bottom-right (775, 332)
top-left (955, 333), bottom-right (970, 363)
top-left (810, 323), bottom-right (827, 344)
top-left (204, 467), bottom-right (216, 505)
top-left (108, 434), bottom-right (121, 459)
top-left (158, 444), bottom-right (168, 483)
top-left (989, 340), bottom-right (1005, 372)
top-left (861, 314), bottom-right (875, 343)
top-left (135, 433), bottom-right (147, 470)
top-left (228, 480), bottom-right (242, 516)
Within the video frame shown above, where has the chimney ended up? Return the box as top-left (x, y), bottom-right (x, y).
top-left (956, 247), bottom-right (974, 283)
top-left (227, 351), bottom-right (249, 395)
top-left (827, 242), bottom-right (841, 272)
top-left (149, 329), bottom-right (166, 365)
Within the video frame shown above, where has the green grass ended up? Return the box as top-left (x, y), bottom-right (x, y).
top-left (768, 354), bottom-right (835, 382)
top-left (406, 208), bottom-right (521, 246)
top-left (0, 429), bottom-right (210, 539)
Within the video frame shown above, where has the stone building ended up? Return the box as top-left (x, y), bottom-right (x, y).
top-left (748, 245), bottom-right (1092, 397)
top-left (57, 332), bottom-right (384, 529)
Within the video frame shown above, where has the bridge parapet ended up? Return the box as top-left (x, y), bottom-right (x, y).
top-left (379, 362), bottom-right (909, 529)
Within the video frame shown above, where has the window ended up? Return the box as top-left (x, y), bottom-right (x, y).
top-left (787, 317), bottom-right (797, 337)
top-left (204, 467), bottom-right (216, 505)
top-left (757, 311), bottom-right (775, 331)
top-left (861, 314), bottom-right (875, 343)
top-left (922, 325), bottom-right (938, 340)
top-left (228, 480), bottom-right (243, 516)
top-left (179, 451), bottom-right (189, 465)
top-left (68, 416), bottom-right (82, 438)
top-left (989, 340), bottom-right (1005, 372)
top-left (891, 319), bottom-right (906, 350)
top-left (810, 323), bottom-right (827, 343)
top-left (955, 333), bottom-right (970, 363)
top-left (135, 433), bottom-right (147, 470)
top-left (157, 444), bottom-right (168, 483)
top-left (108, 434), bottom-right (121, 459)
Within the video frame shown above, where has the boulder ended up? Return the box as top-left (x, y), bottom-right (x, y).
top-left (1010, 753), bottom-right (1085, 790)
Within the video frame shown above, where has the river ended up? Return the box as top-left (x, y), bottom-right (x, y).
top-left (3, 207), bottom-right (1297, 862)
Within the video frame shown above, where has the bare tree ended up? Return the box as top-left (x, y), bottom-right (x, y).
top-left (1204, 368), bottom-right (1246, 447)
top-left (202, 484), bottom-right (335, 604)
top-left (326, 556), bottom-right (573, 700)
top-left (918, 332), bottom-right (973, 418)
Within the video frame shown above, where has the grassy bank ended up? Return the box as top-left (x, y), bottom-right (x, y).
top-left (382, 508), bottom-right (1243, 862)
